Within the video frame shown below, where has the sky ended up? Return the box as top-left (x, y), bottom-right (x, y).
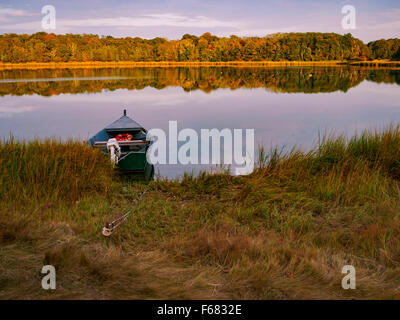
top-left (0, 0), bottom-right (399, 42)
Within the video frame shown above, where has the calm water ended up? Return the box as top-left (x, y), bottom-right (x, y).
top-left (1, 67), bottom-right (400, 178)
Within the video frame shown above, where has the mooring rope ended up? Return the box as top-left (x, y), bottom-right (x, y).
top-left (102, 189), bottom-right (147, 237)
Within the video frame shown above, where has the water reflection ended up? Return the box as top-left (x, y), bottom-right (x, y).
top-left (0, 67), bottom-right (399, 96)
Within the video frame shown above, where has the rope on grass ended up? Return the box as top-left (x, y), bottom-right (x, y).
top-left (102, 190), bottom-right (147, 237)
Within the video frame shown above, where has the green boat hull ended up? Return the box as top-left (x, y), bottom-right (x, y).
top-left (118, 152), bottom-right (147, 171)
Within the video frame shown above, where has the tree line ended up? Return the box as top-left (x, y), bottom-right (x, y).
top-left (0, 32), bottom-right (399, 63)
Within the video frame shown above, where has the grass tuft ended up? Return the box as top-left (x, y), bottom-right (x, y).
top-left (0, 137), bottom-right (114, 204)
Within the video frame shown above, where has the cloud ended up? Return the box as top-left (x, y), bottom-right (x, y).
top-left (360, 9), bottom-right (400, 32)
top-left (218, 27), bottom-right (301, 38)
top-left (350, 8), bottom-right (400, 41)
top-left (62, 13), bottom-right (238, 28)
top-left (376, 8), bottom-right (400, 20)
top-left (0, 105), bottom-right (34, 118)
top-left (0, 13), bottom-right (239, 32)
top-left (0, 8), bottom-right (30, 17)
top-left (363, 20), bottom-right (400, 31)
top-left (0, 7), bottom-right (36, 22)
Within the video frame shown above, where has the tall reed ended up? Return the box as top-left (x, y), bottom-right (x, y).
top-left (0, 138), bottom-right (113, 204)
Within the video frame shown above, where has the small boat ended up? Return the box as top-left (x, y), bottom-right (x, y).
top-left (89, 109), bottom-right (154, 179)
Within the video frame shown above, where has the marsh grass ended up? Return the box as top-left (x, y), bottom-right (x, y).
top-left (0, 60), bottom-right (346, 70)
top-left (1, 126), bottom-right (400, 299)
top-left (0, 137), bottom-right (113, 204)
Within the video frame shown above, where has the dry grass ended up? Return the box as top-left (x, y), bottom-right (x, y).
top-left (0, 213), bottom-right (229, 299)
top-left (1, 60), bottom-right (398, 71)
top-left (1, 126), bottom-right (400, 299)
top-left (0, 60), bottom-right (345, 70)
top-left (0, 138), bottom-right (113, 204)
top-left (350, 60), bottom-right (400, 68)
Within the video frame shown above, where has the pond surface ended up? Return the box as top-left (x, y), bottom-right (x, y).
top-left (1, 67), bottom-right (400, 178)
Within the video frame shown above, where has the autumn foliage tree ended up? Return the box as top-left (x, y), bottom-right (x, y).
top-left (368, 39), bottom-right (400, 60)
top-left (0, 32), bottom-right (397, 63)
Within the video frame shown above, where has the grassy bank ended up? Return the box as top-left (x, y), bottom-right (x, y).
top-left (1, 60), bottom-right (399, 71)
top-left (1, 126), bottom-right (400, 299)
top-left (349, 59), bottom-right (400, 67)
top-left (0, 60), bottom-right (347, 70)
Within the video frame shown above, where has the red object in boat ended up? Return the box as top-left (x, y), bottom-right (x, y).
top-left (115, 133), bottom-right (133, 141)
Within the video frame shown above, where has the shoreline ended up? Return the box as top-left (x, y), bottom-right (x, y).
top-left (0, 60), bottom-right (399, 70)
top-left (0, 60), bottom-right (345, 70)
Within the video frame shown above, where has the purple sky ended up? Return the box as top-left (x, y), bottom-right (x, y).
top-left (0, 0), bottom-right (399, 42)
